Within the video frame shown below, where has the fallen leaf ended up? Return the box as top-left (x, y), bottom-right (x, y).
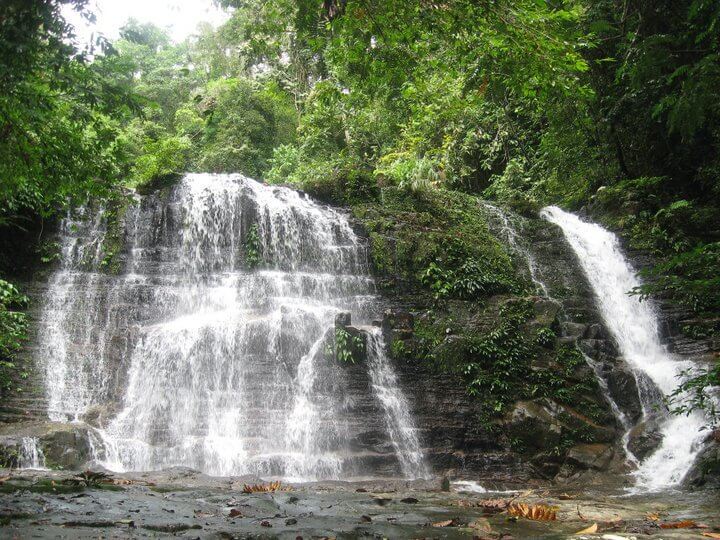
top-left (558, 493), bottom-right (574, 500)
top-left (646, 512), bottom-right (660, 521)
top-left (480, 498), bottom-right (511, 513)
top-left (507, 503), bottom-right (557, 521)
top-left (660, 520), bottom-right (698, 529)
top-left (242, 481), bottom-right (290, 493)
top-left (574, 523), bottom-right (598, 534)
top-left (432, 519), bottom-right (454, 527)
top-left (702, 533), bottom-right (720, 539)
top-left (228, 508), bottom-right (243, 518)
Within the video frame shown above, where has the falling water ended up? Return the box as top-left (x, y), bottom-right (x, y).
top-left (38, 173), bottom-right (427, 480)
top-left (480, 202), bottom-right (548, 296)
top-left (18, 437), bottom-right (47, 470)
top-left (484, 202), bottom-right (636, 462)
top-left (366, 328), bottom-right (428, 478)
top-left (541, 206), bottom-right (707, 490)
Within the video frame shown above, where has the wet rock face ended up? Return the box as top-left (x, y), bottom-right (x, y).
top-left (627, 416), bottom-right (664, 460)
top-left (0, 421), bottom-right (93, 469)
top-left (683, 430), bottom-right (720, 489)
top-left (603, 363), bottom-right (644, 423)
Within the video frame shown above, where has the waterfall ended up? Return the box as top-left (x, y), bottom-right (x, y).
top-left (480, 202), bottom-right (548, 296)
top-left (484, 202), bottom-right (636, 463)
top-left (366, 328), bottom-right (428, 478)
top-left (541, 206), bottom-right (707, 490)
top-left (37, 173), bottom-right (427, 480)
top-left (19, 437), bottom-right (47, 470)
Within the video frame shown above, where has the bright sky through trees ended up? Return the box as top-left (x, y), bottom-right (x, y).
top-left (63, 0), bottom-right (230, 45)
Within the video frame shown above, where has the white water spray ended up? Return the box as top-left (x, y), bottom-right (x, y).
top-left (541, 205), bottom-right (707, 490)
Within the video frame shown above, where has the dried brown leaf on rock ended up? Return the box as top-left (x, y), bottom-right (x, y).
top-left (701, 533), bottom-right (720, 539)
top-left (660, 520), bottom-right (698, 529)
top-left (507, 502), bottom-right (557, 521)
top-left (574, 523), bottom-right (598, 534)
top-left (646, 512), bottom-right (660, 521)
top-left (432, 519), bottom-right (455, 527)
top-left (456, 498), bottom-right (511, 512)
top-left (241, 481), bottom-right (290, 493)
top-left (480, 498), bottom-right (512, 513)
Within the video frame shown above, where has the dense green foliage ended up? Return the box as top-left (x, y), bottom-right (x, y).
top-left (353, 187), bottom-right (519, 296)
top-left (0, 0), bottom-right (137, 224)
top-left (0, 280), bottom-right (28, 394)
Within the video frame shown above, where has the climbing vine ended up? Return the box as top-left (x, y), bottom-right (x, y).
top-left (243, 224), bottom-right (263, 270)
top-left (333, 327), bottom-right (365, 364)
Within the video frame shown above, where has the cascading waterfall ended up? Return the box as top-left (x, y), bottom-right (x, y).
top-left (37, 173), bottom-right (427, 480)
top-left (541, 206), bottom-right (707, 490)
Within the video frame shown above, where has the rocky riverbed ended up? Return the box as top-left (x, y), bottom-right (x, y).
top-left (1, 468), bottom-right (718, 539)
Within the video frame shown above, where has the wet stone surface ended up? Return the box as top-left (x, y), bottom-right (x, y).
top-left (1, 469), bottom-right (718, 539)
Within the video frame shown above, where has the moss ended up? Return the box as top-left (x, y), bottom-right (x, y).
top-left (352, 187), bottom-right (524, 297)
top-left (0, 446), bottom-right (19, 468)
top-left (0, 479), bottom-right (86, 494)
top-left (99, 192), bottom-right (132, 274)
top-left (368, 232), bottom-right (393, 276)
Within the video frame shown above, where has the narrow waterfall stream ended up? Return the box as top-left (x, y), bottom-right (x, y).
top-left (37, 173), bottom-right (427, 480)
top-left (541, 206), bottom-right (707, 491)
top-left (482, 202), bottom-right (635, 460)
top-left (18, 437), bottom-right (47, 470)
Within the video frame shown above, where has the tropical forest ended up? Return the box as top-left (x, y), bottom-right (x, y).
top-left (0, 0), bottom-right (718, 537)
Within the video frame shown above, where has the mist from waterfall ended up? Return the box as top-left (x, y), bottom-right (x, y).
top-left (37, 173), bottom-right (427, 480)
top-left (541, 205), bottom-right (707, 491)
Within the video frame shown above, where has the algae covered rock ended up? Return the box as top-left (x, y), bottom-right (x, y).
top-left (0, 421), bottom-right (94, 470)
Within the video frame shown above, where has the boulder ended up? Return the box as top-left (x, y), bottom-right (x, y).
top-left (382, 309), bottom-right (414, 339)
top-left (627, 415), bottom-right (664, 460)
top-left (682, 430), bottom-right (720, 489)
top-left (561, 322), bottom-right (588, 340)
top-left (0, 421), bottom-right (94, 470)
top-left (505, 401), bottom-right (563, 454)
top-left (564, 443), bottom-right (614, 470)
top-left (605, 364), bottom-right (643, 423)
top-left (532, 298), bottom-right (561, 328)
top-left (335, 311), bottom-right (352, 328)
top-left (584, 324), bottom-right (606, 340)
